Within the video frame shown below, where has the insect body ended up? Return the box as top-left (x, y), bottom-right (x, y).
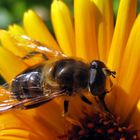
top-left (0, 35), bottom-right (116, 113)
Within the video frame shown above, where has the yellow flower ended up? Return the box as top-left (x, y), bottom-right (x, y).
top-left (0, 0), bottom-right (140, 139)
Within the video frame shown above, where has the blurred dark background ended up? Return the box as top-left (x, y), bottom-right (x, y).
top-left (0, 0), bottom-right (73, 30)
top-left (0, 0), bottom-right (140, 30)
top-left (1, 0), bottom-right (140, 28)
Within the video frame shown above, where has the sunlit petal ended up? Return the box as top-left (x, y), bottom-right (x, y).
top-left (0, 89), bottom-right (66, 138)
top-left (114, 14), bottom-right (140, 121)
top-left (0, 110), bottom-right (58, 140)
top-left (130, 99), bottom-right (140, 130)
top-left (93, 0), bottom-right (114, 62)
top-left (0, 30), bottom-right (27, 57)
top-left (51, 0), bottom-right (75, 56)
top-left (0, 30), bottom-right (47, 67)
top-left (23, 10), bottom-right (60, 51)
top-left (8, 24), bottom-right (25, 35)
top-left (0, 47), bottom-right (28, 82)
top-left (74, 0), bottom-right (98, 62)
top-left (107, 0), bottom-right (136, 74)
top-left (106, 0), bottom-right (137, 111)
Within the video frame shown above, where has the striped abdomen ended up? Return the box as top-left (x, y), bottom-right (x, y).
top-left (11, 65), bottom-right (44, 100)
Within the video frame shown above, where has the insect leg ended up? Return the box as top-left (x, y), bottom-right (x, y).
top-left (80, 95), bottom-right (92, 105)
top-left (98, 92), bottom-right (110, 112)
top-left (64, 100), bottom-right (69, 115)
top-left (22, 51), bottom-right (48, 60)
top-left (24, 99), bottom-right (53, 109)
top-left (105, 78), bottom-right (113, 93)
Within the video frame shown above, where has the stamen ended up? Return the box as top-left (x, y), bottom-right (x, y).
top-left (65, 112), bottom-right (139, 140)
top-left (66, 116), bottom-right (83, 128)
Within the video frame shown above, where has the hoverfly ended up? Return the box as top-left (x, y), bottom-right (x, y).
top-left (0, 35), bottom-right (116, 114)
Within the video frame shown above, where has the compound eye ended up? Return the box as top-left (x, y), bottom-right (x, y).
top-left (91, 61), bottom-right (98, 69)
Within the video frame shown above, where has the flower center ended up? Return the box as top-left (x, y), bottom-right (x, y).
top-left (61, 112), bottom-right (139, 140)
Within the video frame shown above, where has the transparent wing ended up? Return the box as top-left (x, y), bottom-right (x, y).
top-left (0, 35), bottom-right (67, 113)
top-left (0, 85), bottom-right (65, 113)
top-left (13, 35), bottom-right (66, 59)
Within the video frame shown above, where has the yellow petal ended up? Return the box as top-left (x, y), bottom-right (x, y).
top-left (0, 47), bottom-right (28, 82)
top-left (114, 14), bottom-right (140, 121)
top-left (23, 10), bottom-right (60, 51)
top-left (0, 90), bottom-right (66, 138)
top-left (74, 0), bottom-right (98, 62)
top-left (107, 0), bottom-right (137, 74)
top-left (8, 24), bottom-right (25, 35)
top-left (93, 0), bottom-right (114, 63)
top-left (51, 0), bottom-right (75, 56)
top-left (0, 30), bottom-right (27, 57)
top-left (0, 88), bottom-right (66, 138)
top-left (0, 30), bottom-right (46, 67)
top-left (130, 99), bottom-right (140, 130)
top-left (0, 110), bottom-right (58, 140)
top-left (34, 100), bottom-right (66, 134)
top-left (106, 0), bottom-right (137, 112)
